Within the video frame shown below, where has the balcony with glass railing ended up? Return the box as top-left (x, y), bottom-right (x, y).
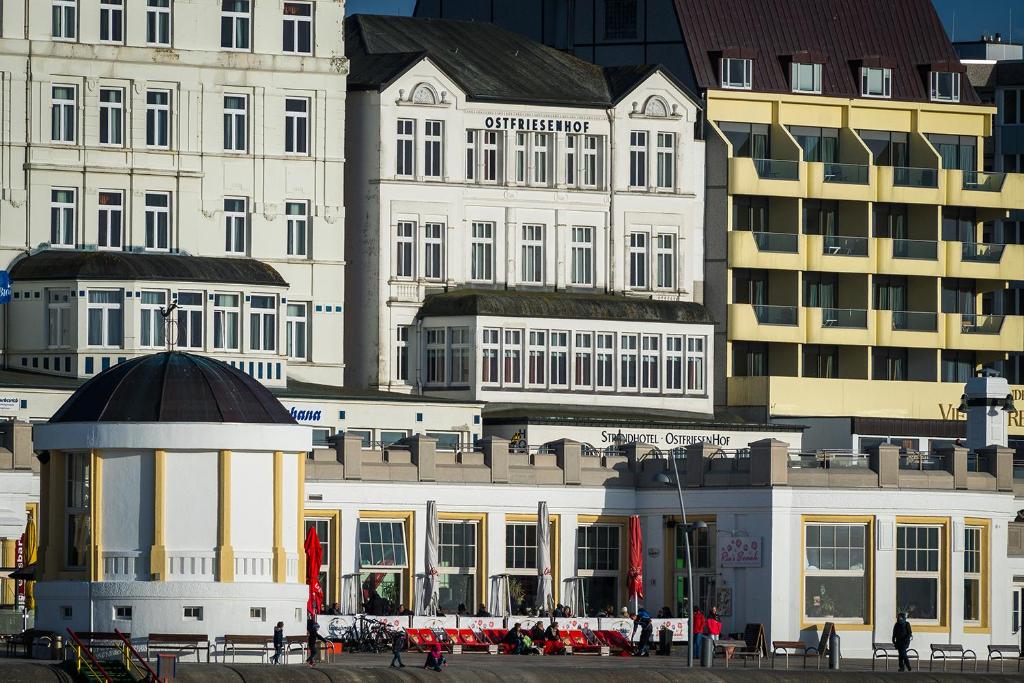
top-left (807, 161), bottom-right (875, 202)
top-left (728, 230), bottom-right (805, 270)
top-left (807, 306), bottom-right (873, 345)
top-left (754, 158), bottom-right (800, 181)
top-left (875, 310), bottom-right (943, 348)
top-left (875, 237), bottom-right (944, 277)
top-left (946, 168), bottom-right (1024, 209)
top-left (728, 156), bottom-right (805, 198)
top-left (823, 162), bottom-right (870, 185)
top-left (893, 166), bottom-right (939, 188)
top-left (876, 165), bottom-right (944, 205)
top-left (946, 240), bottom-right (1022, 279)
top-left (727, 302), bottom-right (805, 344)
top-left (806, 233), bottom-right (873, 273)
top-left (945, 312), bottom-right (1023, 351)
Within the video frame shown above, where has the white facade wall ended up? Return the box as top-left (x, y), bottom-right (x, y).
top-left (344, 59), bottom-right (708, 414)
top-left (100, 451), bottom-right (153, 581)
top-left (0, 0), bottom-right (347, 385)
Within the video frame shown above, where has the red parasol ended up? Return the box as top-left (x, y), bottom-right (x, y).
top-left (304, 525), bottom-right (324, 616)
top-left (627, 515), bottom-right (644, 602)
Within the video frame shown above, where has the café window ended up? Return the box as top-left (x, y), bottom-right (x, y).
top-left (438, 521), bottom-right (478, 613)
top-left (359, 519), bottom-right (409, 613)
top-left (506, 523), bottom-right (539, 613)
top-left (304, 517), bottom-right (332, 604)
top-left (65, 452), bottom-right (90, 569)
top-left (896, 524), bottom-right (943, 624)
top-left (674, 520), bottom-right (716, 614)
top-left (576, 524), bottom-right (620, 617)
top-left (804, 521), bottom-right (869, 623)
top-left (963, 524), bottom-right (985, 625)
top-left (930, 71), bottom-right (960, 103)
top-left (721, 58), bottom-right (752, 90)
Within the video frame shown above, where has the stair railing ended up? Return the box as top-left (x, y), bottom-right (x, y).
top-left (66, 628), bottom-right (113, 683)
top-left (115, 628), bottom-right (162, 682)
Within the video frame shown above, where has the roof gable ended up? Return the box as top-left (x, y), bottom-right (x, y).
top-left (675, 0), bottom-right (980, 105)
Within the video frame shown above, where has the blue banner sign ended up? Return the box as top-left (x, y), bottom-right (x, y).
top-left (0, 271), bottom-right (10, 304)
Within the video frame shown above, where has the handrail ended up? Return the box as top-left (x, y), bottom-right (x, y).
top-left (66, 628), bottom-right (113, 683)
top-left (116, 628), bottom-right (161, 681)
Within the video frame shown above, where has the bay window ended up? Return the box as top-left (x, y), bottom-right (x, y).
top-left (550, 331), bottom-right (568, 388)
top-left (450, 327), bottom-right (470, 384)
top-left (213, 294), bottom-right (240, 350)
top-left (47, 289), bottom-right (72, 349)
top-left (87, 290), bottom-right (123, 348)
top-left (503, 329), bottom-right (522, 385)
top-left (481, 328), bottom-right (500, 384)
top-left (665, 336), bottom-right (684, 391)
top-left (596, 333), bottom-right (614, 389)
top-left (140, 291), bottom-right (167, 349)
top-left (641, 335), bottom-right (659, 390)
top-left (574, 332), bottom-right (593, 388)
top-left (425, 328), bottom-right (446, 385)
top-left (527, 331), bottom-right (546, 386)
top-left (804, 521), bottom-right (869, 622)
top-left (896, 524), bottom-right (942, 623)
top-left (175, 292), bottom-right (204, 350)
top-left (619, 334), bottom-right (638, 389)
top-left (249, 295), bottom-right (276, 352)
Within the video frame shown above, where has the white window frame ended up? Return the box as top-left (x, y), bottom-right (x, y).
top-left (582, 135), bottom-right (599, 187)
top-left (395, 325), bottom-right (410, 382)
top-left (804, 522), bottom-right (869, 624)
top-left (527, 330), bottom-right (547, 387)
top-left (721, 57), bottom-right (752, 90)
top-left (963, 525), bottom-right (982, 625)
top-left (532, 133), bottom-right (550, 185)
top-left (97, 190), bottom-right (123, 250)
top-left (249, 295), bottom-right (277, 352)
top-left (437, 520), bottom-right (478, 612)
top-left (641, 334), bottom-right (660, 392)
top-left (596, 333), bottom-right (614, 390)
top-left (145, 191), bottom-right (171, 251)
top-left (52, 0), bottom-right (78, 41)
top-left (573, 332), bottom-right (593, 389)
top-left (139, 290), bottom-right (167, 349)
top-left (224, 197), bottom-right (247, 254)
top-left (87, 289), bottom-right (123, 348)
top-left (286, 200), bottom-right (309, 257)
top-left (395, 221), bottom-right (415, 278)
top-left (521, 224), bottom-right (545, 285)
top-left (628, 231), bottom-right (648, 289)
top-left (930, 71), bottom-right (960, 103)
top-left (896, 524), bottom-right (943, 625)
top-left (423, 222), bottom-right (445, 281)
top-left (174, 291), bottom-right (204, 350)
top-left (282, 2), bottom-right (313, 55)
top-left (629, 131), bottom-right (647, 188)
top-left (146, 89), bottom-right (171, 149)
top-left (99, 87), bottom-right (124, 147)
top-left (482, 130), bottom-right (500, 182)
top-left (861, 67), bottom-right (892, 99)
top-left (514, 132), bottom-right (528, 183)
top-left (285, 98), bottom-right (309, 155)
top-left (50, 187), bottom-right (76, 248)
top-left (655, 233), bottom-right (675, 289)
top-left (505, 522), bottom-right (538, 572)
top-left (791, 62), bottom-right (822, 94)
top-left (619, 333), bottom-right (638, 390)
top-left (576, 524), bottom-right (621, 601)
top-left (665, 336), bottom-right (684, 393)
top-left (51, 84), bottom-right (77, 144)
top-left (565, 134), bottom-right (577, 186)
top-left (686, 336), bottom-right (706, 394)
top-left (146, 0), bottom-right (172, 46)
top-left (221, 0), bottom-right (251, 51)
top-left (656, 132), bottom-right (674, 189)
top-left (286, 302), bottom-right (308, 360)
top-left (570, 226), bottom-right (594, 286)
top-left (503, 329), bottom-right (522, 387)
top-left (396, 119), bottom-right (415, 177)
top-left (549, 330), bottom-right (568, 388)
top-left (213, 293), bottom-right (240, 351)
top-left (449, 327), bottom-right (471, 385)
top-left (223, 94), bottom-right (248, 153)
top-left (470, 222), bottom-right (495, 282)
top-left (465, 130), bottom-right (477, 181)
top-left (358, 520), bottom-right (410, 573)
top-left (47, 289), bottom-right (72, 349)
top-left (99, 0), bottom-right (124, 44)
top-left (481, 328), bottom-right (500, 385)
top-left (424, 120), bottom-right (443, 178)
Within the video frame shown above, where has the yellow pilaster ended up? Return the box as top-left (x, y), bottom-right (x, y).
top-left (44, 451), bottom-right (65, 579)
top-left (216, 450), bottom-right (234, 582)
top-left (36, 454), bottom-right (51, 581)
top-left (272, 452), bottom-right (286, 583)
top-left (90, 450), bottom-right (103, 582)
top-left (150, 450), bottom-right (167, 580)
top-left (297, 453), bottom-right (306, 581)
top-left (1, 539), bottom-right (16, 604)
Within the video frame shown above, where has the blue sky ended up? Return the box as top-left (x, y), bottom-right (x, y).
top-left (345, 0), bottom-right (1024, 44)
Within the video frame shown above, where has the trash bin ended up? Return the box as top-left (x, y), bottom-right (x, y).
top-left (657, 628), bottom-right (672, 656)
top-left (31, 636), bottom-right (56, 660)
top-left (157, 653), bottom-right (177, 680)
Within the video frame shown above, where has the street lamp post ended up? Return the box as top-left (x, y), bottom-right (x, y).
top-left (656, 454), bottom-right (706, 668)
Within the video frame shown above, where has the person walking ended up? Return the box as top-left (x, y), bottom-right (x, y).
top-left (632, 609), bottom-right (654, 656)
top-left (270, 621), bottom-right (284, 664)
top-left (306, 614), bottom-right (327, 666)
top-left (892, 612), bottom-right (914, 672)
top-left (390, 628), bottom-right (407, 668)
top-left (424, 643), bottom-right (447, 671)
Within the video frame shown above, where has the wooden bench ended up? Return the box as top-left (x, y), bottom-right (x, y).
top-left (223, 634), bottom-right (271, 662)
top-left (771, 640), bottom-right (809, 669)
top-left (147, 633), bottom-right (211, 662)
top-left (282, 635), bottom-right (308, 663)
top-left (987, 644), bottom-right (1022, 673)
top-left (929, 643), bottom-right (977, 672)
top-left (872, 642), bottom-right (919, 670)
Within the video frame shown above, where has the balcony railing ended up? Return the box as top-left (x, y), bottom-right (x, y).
top-left (822, 234), bottom-right (869, 256)
top-left (960, 314), bottom-right (1005, 334)
top-left (823, 162), bottom-right (869, 185)
top-left (752, 231), bottom-right (799, 253)
top-left (821, 308), bottom-right (869, 328)
top-left (752, 304), bottom-right (799, 325)
top-left (960, 242), bottom-right (1005, 263)
top-left (753, 158), bottom-right (800, 180)
top-left (892, 238), bottom-right (938, 260)
top-left (893, 166), bottom-right (939, 188)
top-left (891, 311), bottom-right (938, 332)
top-left (963, 171), bottom-right (1006, 192)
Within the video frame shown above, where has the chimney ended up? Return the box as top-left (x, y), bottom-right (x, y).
top-left (959, 370), bottom-right (1014, 450)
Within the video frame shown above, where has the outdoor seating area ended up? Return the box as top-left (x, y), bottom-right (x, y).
top-left (872, 642), bottom-right (919, 671)
top-left (929, 643), bottom-right (978, 672)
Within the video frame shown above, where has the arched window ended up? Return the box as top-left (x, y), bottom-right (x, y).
top-left (643, 96), bottom-right (669, 117)
top-left (411, 83), bottom-right (438, 105)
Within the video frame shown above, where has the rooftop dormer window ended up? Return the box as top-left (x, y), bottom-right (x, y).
top-left (791, 62), bottom-right (822, 94)
top-left (721, 57), bottom-right (752, 90)
top-left (930, 71), bottom-right (960, 103)
top-left (861, 66), bottom-right (891, 99)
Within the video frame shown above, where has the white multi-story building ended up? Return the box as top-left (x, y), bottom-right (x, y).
top-left (343, 15), bottom-right (711, 414)
top-left (0, 0), bottom-right (347, 387)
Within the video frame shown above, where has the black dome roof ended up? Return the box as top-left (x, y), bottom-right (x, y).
top-left (50, 352), bottom-right (296, 425)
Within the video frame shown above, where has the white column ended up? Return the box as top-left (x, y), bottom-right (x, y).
top-left (559, 512), bottom-right (577, 606)
top-left (642, 514), bottom-right (665, 611)
top-left (487, 511), bottom-right (506, 612)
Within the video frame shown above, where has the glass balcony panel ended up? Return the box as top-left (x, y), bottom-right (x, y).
top-left (753, 158), bottom-right (800, 180)
top-left (752, 231), bottom-right (799, 253)
top-left (891, 311), bottom-right (938, 332)
top-left (823, 162), bottom-right (869, 184)
top-left (821, 308), bottom-right (868, 328)
top-left (960, 242), bottom-right (1005, 263)
top-left (892, 239), bottom-right (938, 260)
top-left (822, 234), bottom-right (869, 256)
top-left (963, 171), bottom-right (1006, 192)
top-left (752, 304), bottom-right (798, 325)
top-left (960, 314), bottom-right (1005, 334)
top-left (893, 166), bottom-right (939, 188)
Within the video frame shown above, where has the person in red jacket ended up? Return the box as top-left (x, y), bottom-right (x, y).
top-left (691, 607), bottom-right (707, 659)
top-left (706, 607), bottom-right (723, 649)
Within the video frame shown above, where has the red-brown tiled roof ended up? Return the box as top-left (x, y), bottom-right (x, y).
top-left (674, 0), bottom-right (980, 105)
